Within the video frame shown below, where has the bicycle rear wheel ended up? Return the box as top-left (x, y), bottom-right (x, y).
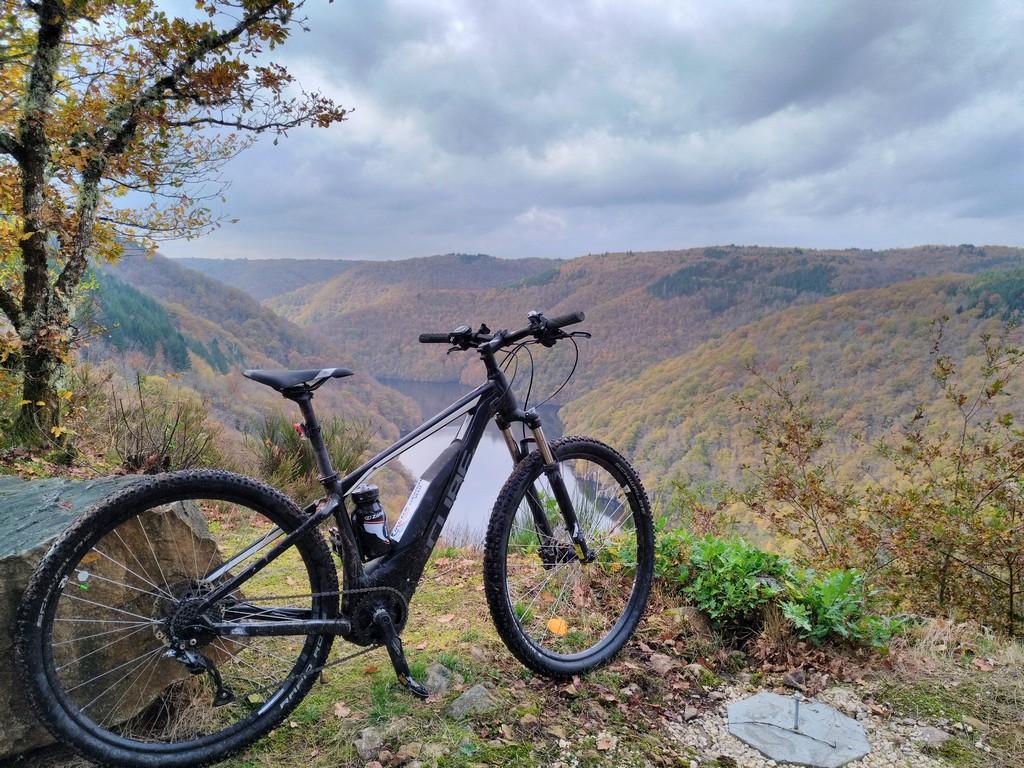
top-left (484, 437), bottom-right (654, 678)
top-left (16, 470), bottom-right (338, 768)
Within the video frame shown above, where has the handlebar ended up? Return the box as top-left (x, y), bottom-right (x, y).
top-left (417, 332), bottom-right (452, 344)
top-left (418, 310), bottom-right (587, 351)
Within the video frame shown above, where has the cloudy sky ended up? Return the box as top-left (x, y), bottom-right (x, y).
top-left (161, 0), bottom-right (1024, 261)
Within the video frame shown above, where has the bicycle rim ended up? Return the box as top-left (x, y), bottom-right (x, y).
top-left (36, 492), bottom-right (333, 752)
top-left (503, 454), bottom-right (642, 658)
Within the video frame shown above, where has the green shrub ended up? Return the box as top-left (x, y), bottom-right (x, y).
top-left (684, 533), bottom-right (789, 626)
top-left (609, 517), bottom-right (904, 647)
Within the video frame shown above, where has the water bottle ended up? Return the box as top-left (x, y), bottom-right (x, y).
top-left (351, 484), bottom-right (392, 561)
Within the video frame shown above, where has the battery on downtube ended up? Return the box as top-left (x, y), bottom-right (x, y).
top-left (389, 438), bottom-right (464, 546)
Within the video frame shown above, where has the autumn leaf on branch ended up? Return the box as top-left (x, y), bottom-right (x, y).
top-left (0, 0), bottom-right (349, 441)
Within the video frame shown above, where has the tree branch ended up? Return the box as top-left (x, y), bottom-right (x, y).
top-left (0, 131), bottom-right (22, 160)
top-left (54, 0), bottom-right (286, 302)
top-left (0, 285), bottom-right (22, 330)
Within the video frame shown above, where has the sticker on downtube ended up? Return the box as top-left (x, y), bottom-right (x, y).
top-left (390, 478), bottom-right (430, 541)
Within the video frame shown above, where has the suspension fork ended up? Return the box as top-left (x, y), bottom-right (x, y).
top-left (531, 423), bottom-right (593, 562)
top-left (499, 417), bottom-right (592, 563)
top-left (499, 423), bottom-right (556, 547)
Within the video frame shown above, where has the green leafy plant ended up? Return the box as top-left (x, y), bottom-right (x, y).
top-left (782, 569), bottom-right (867, 644)
top-left (683, 533), bottom-right (789, 626)
top-left (605, 518), bottom-right (903, 646)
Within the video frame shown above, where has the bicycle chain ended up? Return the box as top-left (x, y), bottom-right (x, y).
top-left (216, 585), bottom-right (409, 704)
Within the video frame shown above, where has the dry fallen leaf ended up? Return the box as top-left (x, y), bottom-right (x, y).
top-left (415, 640), bottom-right (429, 651)
top-left (362, 664), bottom-right (380, 675)
top-left (596, 732), bottom-right (617, 751)
top-left (650, 653), bottom-right (675, 675)
top-left (438, 613), bottom-right (456, 624)
top-left (333, 702), bottom-right (351, 719)
top-left (547, 617), bottom-right (568, 636)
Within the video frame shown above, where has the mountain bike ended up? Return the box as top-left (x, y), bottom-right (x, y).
top-left (16, 310), bottom-right (655, 767)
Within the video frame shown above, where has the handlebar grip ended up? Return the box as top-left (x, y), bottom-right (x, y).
top-left (546, 310), bottom-right (585, 329)
top-left (419, 333), bottom-right (451, 344)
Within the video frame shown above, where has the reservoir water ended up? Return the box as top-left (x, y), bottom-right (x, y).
top-left (379, 379), bottom-right (563, 543)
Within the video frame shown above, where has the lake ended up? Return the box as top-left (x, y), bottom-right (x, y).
top-left (379, 379), bottom-right (563, 543)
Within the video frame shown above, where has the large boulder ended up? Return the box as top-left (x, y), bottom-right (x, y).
top-left (0, 475), bottom-right (217, 758)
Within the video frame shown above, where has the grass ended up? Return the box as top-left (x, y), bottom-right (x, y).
top-left (872, 619), bottom-right (1024, 768)
top-left (18, 543), bottom-right (1024, 768)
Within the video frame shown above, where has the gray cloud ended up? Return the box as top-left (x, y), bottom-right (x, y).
top-left (159, 0), bottom-right (1024, 261)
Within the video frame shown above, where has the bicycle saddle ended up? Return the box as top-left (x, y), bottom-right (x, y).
top-left (243, 367), bottom-right (353, 392)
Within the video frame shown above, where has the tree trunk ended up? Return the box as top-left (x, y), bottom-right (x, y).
top-left (13, 333), bottom-right (64, 444)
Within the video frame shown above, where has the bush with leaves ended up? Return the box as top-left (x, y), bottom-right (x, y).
top-left (872, 320), bottom-right (1024, 635)
top-left (735, 367), bottom-right (879, 571)
top-left (607, 519), bottom-right (902, 646)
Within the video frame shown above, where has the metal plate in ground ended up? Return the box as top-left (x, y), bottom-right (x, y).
top-left (727, 692), bottom-right (870, 767)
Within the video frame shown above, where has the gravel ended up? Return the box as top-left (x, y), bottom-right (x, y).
top-left (667, 685), bottom-right (948, 768)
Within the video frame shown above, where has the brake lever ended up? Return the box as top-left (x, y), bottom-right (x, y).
top-left (569, 331), bottom-right (592, 339)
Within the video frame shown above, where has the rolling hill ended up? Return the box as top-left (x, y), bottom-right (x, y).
top-left (560, 270), bottom-right (1024, 496)
top-left (86, 247), bottom-right (418, 445)
top-left (264, 245), bottom-right (1024, 402)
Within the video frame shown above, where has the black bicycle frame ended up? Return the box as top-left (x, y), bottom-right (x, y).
top-left (199, 346), bottom-right (582, 642)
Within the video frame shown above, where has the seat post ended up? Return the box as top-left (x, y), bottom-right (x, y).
top-left (291, 391), bottom-right (338, 486)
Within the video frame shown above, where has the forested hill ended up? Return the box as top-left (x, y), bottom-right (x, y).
top-left (105, 247), bottom-right (320, 367)
top-left (176, 257), bottom-right (365, 301)
top-left (264, 244), bottom-right (1024, 395)
top-left (89, 247), bottom-right (418, 439)
top-left (560, 270), bottom-right (1024, 495)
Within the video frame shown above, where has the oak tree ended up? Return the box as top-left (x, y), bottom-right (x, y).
top-left (0, 0), bottom-right (347, 442)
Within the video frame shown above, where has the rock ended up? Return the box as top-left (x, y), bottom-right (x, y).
top-left (821, 687), bottom-right (866, 717)
top-left (354, 726), bottom-right (385, 760)
top-left (783, 668), bottom-right (806, 690)
top-left (913, 726), bottom-right (952, 750)
top-left (684, 705), bottom-right (699, 721)
top-left (962, 715), bottom-right (988, 733)
top-left (395, 742), bottom-right (422, 763)
top-left (364, 763), bottom-right (384, 768)
top-left (665, 606), bottom-right (715, 638)
top-left (0, 475), bottom-right (219, 759)
top-left (424, 661), bottom-right (462, 695)
top-left (709, 691), bottom-right (727, 701)
top-left (448, 683), bottom-right (497, 718)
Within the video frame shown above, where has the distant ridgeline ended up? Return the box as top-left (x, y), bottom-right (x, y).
top-left (246, 243), bottom-right (1024, 398)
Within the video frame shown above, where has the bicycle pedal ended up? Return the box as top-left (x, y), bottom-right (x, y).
top-left (399, 673), bottom-right (429, 700)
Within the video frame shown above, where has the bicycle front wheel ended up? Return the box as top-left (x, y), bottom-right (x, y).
top-left (16, 470), bottom-right (338, 768)
top-left (484, 437), bottom-right (654, 678)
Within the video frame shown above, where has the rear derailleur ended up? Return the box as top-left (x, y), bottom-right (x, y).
top-left (163, 643), bottom-right (235, 707)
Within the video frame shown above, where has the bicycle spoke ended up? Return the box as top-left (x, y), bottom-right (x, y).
top-left (504, 454), bottom-right (641, 656)
top-left (38, 489), bottom-right (331, 750)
